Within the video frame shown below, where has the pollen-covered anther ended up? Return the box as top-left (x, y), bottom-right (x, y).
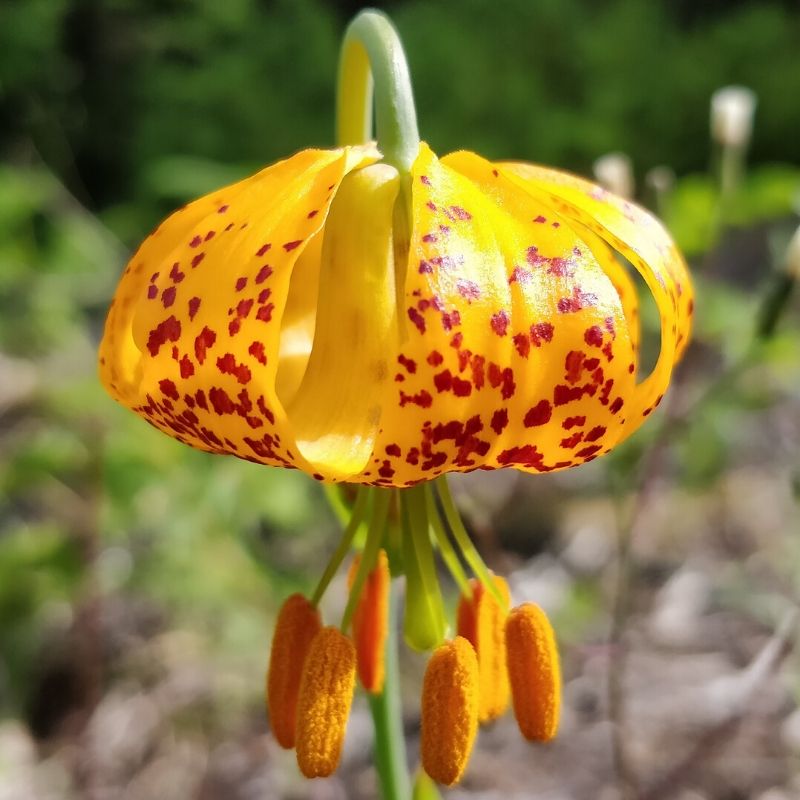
top-left (295, 626), bottom-right (357, 778)
top-left (266, 593), bottom-right (322, 749)
top-left (457, 574), bottom-right (511, 723)
top-left (420, 636), bottom-right (479, 786)
top-left (348, 549), bottom-right (390, 693)
top-left (505, 602), bottom-right (561, 742)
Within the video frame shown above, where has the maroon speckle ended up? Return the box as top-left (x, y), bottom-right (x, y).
top-left (386, 443), bottom-right (401, 457)
top-left (162, 286), bottom-right (176, 308)
top-left (576, 444), bottom-right (602, 458)
top-left (530, 322), bottom-right (554, 346)
top-left (491, 408), bottom-right (508, 435)
top-left (427, 350), bottom-right (444, 367)
top-left (441, 310), bottom-right (461, 331)
top-left (452, 377), bottom-right (472, 397)
top-left (191, 253), bottom-right (205, 268)
top-left (255, 264), bottom-right (273, 284)
top-left (399, 389), bottom-right (433, 408)
top-left (209, 387), bottom-right (236, 414)
top-left (408, 307), bottom-right (426, 334)
top-left (256, 243), bottom-right (272, 257)
top-left (147, 316), bottom-right (182, 357)
top-left (398, 354), bottom-right (417, 374)
top-left (562, 415), bottom-right (586, 430)
top-left (169, 262), bottom-right (185, 283)
top-left (189, 235), bottom-right (202, 248)
top-left (236, 299), bottom-right (254, 319)
top-left (524, 399), bottom-right (552, 427)
top-left (187, 297), bottom-right (201, 320)
top-left (217, 204), bottom-right (229, 214)
top-left (256, 304), bottom-right (275, 323)
top-left (419, 259), bottom-right (433, 274)
top-left (564, 350), bottom-right (585, 384)
top-left (217, 353), bottom-right (252, 385)
top-left (490, 310), bottom-right (510, 337)
top-left (584, 325), bottom-right (604, 347)
top-left (513, 333), bottom-right (530, 358)
top-left (159, 379), bottom-right (179, 401)
top-left (283, 240), bottom-right (303, 252)
top-left (450, 205), bottom-right (472, 221)
top-left (434, 370), bottom-right (453, 393)
top-left (235, 277), bottom-right (248, 292)
top-left (609, 397), bottom-right (624, 414)
top-left (248, 341), bottom-right (267, 365)
top-left (585, 425), bottom-right (606, 442)
top-left (420, 175), bottom-right (431, 186)
top-left (147, 285), bottom-right (158, 300)
top-left (194, 326), bottom-right (216, 364)
top-left (533, 215), bottom-right (547, 223)
top-left (179, 355), bottom-right (195, 379)
top-left (307, 209), bottom-right (319, 219)
top-left (509, 265), bottom-right (533, 285)
top-left (422, 233), bottom-right (438, 243)
top-left (205, 230), bottom-right (216, 241)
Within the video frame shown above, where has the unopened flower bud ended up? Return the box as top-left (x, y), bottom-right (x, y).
top-left (593, 152), bottom-right (634, 199)
top-left (711, 86), bottom-right (757, 149)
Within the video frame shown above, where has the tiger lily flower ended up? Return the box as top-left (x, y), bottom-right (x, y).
top-left (99, 9), bottom-right (692, 790)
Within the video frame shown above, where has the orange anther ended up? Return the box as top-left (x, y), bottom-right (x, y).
top-left (348, 549), bottom-right (390, 693)
top-left (266, 593), bottom-right (322, 749)
top-left (457, 574), bottom-right (511, 723)
top-left (295, 626), bottom-right (357, 778)
top-left (420, 636), bottom-right (479, 786)
top-left (505, 603), bottom-right (561, 742)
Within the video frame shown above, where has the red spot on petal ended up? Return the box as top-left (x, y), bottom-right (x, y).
top-left (217, 353), bottom-right (251, 384)
top-left (194, 326), bottom-right (216, 364)
top-left (161, 286), bottom-right (176, 308)
top-left (147, 316), bottom-right (182, 357)
top-left (189, 235), bottom-right (202, 248)
top-left (609, 397), bottom-right (624, 414)
top-left (188, 297), bottom-right (201, 320)
top-left (283, 240), bottom-right (303, 252)
top-left (256, 304), bottom-right (274, 323)
top-left (585, 425), bottom-right (606, 442)
top-left (179, 355), bottom-right (195, 378)
top-left (491, 310), bottom-right (510, 337)
top-left (408, 307), bottom-right (426, 334)
top-left (159, 379), bottom-right (179, 400)
top-left (235, 277), bottom-right (248, 292)
top-left (386, 443), bottom-right (401, 457)
top-left (398, 354), bottom-right (417, 374)
top-left (248, 341), bottom-right (267, 365)
top-left (524, 399), bottom-right (552, 427)
top-left (256, 243), bottom-right (272, 257)
top-left (530, 322), bottom-right (554, 346)
top-left (427, 350), bottom-right (443, 366)
top-left (491, 408), bottom-right (508, 435)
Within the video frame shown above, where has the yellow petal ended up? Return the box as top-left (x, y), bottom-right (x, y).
top-left (286, 163), bottom-right (400, 479)
top-left (363, 144), bottom-right (636, 484)
top-left (98, 145), bottom-right (378, 470)
top-left (499, 161), bottom-right (693, 431)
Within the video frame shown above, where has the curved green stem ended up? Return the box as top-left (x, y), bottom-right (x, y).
top-left (337, 9), bottom-right (420, 172)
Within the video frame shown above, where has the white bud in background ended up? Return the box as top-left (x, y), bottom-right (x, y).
top-left (710, 86), bottom-right (757, 149)
top-left (645, 165), bottom-right (675, 196)
top-left (593, 152), bottom-right (634, 199)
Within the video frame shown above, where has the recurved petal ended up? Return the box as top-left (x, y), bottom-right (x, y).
top-left (285, 163), bottom-right (400, 480)
top-left (365, 144), bottom-right (636, 484)
top-left (98, 144), bottom-right (378, 470)
top-left (499, 161), bottom-right (693, 433)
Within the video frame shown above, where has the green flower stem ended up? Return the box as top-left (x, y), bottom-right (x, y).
top-left (337, 9), bottom-right (420, 172)
top-left (368, 583), bottom-right (412, 800)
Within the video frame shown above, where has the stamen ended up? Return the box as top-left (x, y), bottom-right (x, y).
top-left (457, 575), bottom-right (511, 723)
top-left (295, 626), bottom-right (357, 778)
top-left (505, 603), bottom-right (561, 742)
top-left (348, 549), bottom-right (390, 693)
top-left (435, 477), bottom-right (505, 608)
top-left (266, 594), bottom-right (322, 748)
top-left (420, 636), bottom-right (479, 786)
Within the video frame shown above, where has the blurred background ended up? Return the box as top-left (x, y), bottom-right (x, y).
top-left (1, 1), bottom-right (799, 798)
